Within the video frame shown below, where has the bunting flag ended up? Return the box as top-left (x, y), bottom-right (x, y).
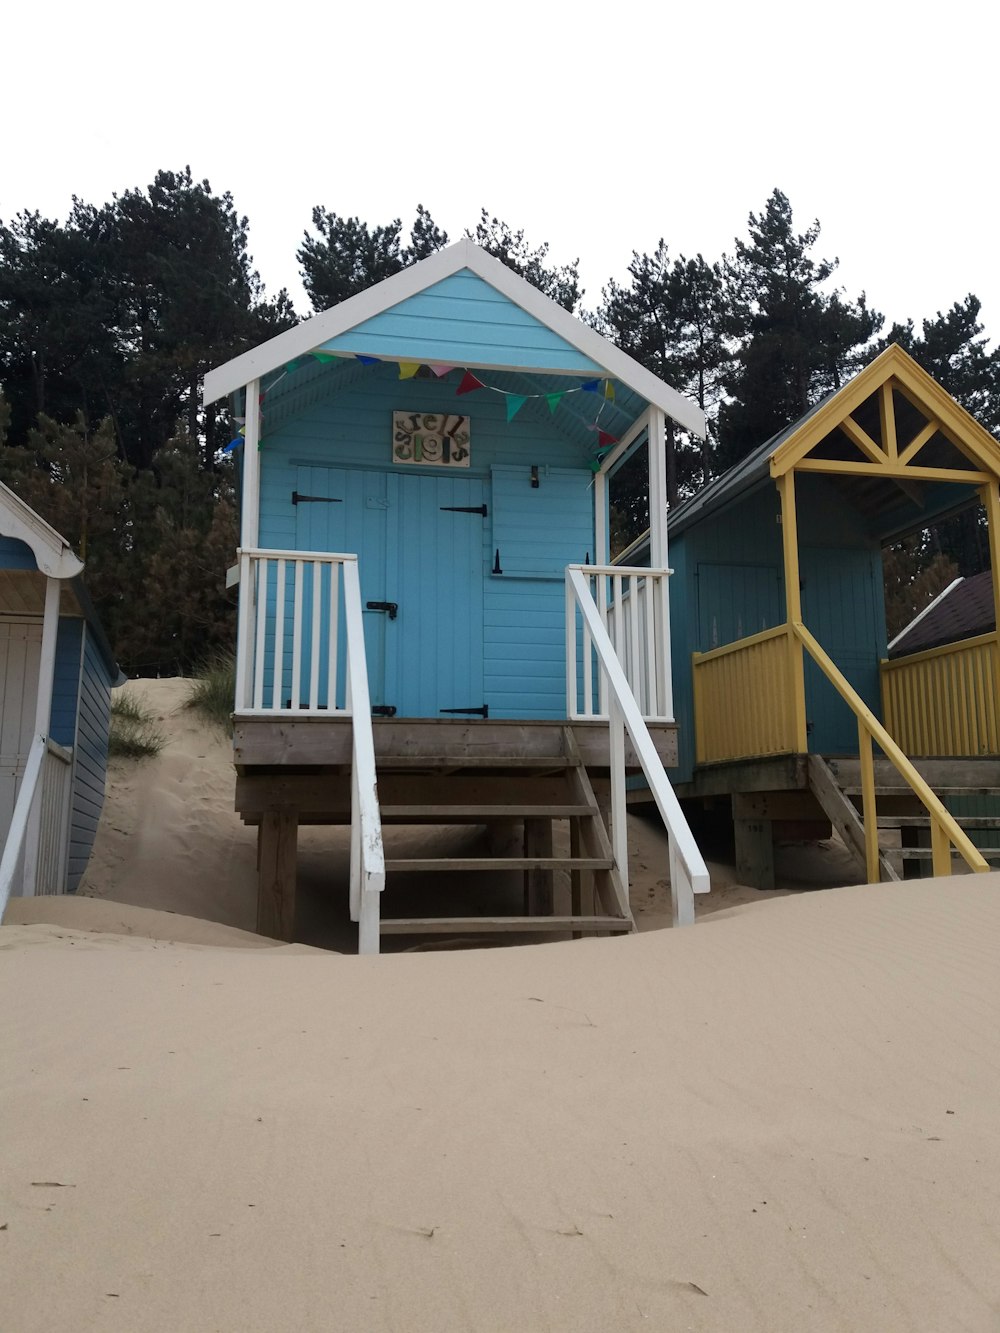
top-left (310, 350), bottom-right (341, 363)
top-left (546, 392), bottom-right (564, 414)
top-left (505, 394), bottom-right (527, 423)
top-left (430, 364), bottom-right (454, 378)
top-left (581, 379), bottom-right (600, 393)
top-left (603, 380), bottom-right (615, 401)
top-left (456, 370), bottom-right (485, 396)
top-left (356, 354), bottom-right (380, 366)
top-left (398, 361), bottom-right (421, 380)
top-left (597, 430), bottom-right (619, 448)
top-left (222, 437), bottom-right (243, 454)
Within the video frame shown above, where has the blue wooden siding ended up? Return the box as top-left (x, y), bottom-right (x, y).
top-left (0, 535), bottom-right (37, 570)
top-left (258, 372), bottom-right (596, 719)
top-left (66, 625), bottom-right (113, 892)
top-left (669, 474), bottom-right (888, 780)
top-left (317, 270), bottom-right (604, 373)
top-left (50, 617), bottom-right (83, 746)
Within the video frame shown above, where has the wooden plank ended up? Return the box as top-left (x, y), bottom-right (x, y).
top-left (384, 857), bottom-right (611, 872)
top-left (676, 754), bottom-right (810, 800)
top-left (379, 915), bottom-right (631, 934)
top-left (733, 813), bottom-right (775, 891)
top-left (807, 754), bottom-right (898, 883)
top-left (256, 811), bottom-right (298, 941)
top-left (383, 804), bottom-right (592, 820)
top-left (877, 815), bottom-right (1000, 828)
top-left (524, 816), bottom-right (554, 915)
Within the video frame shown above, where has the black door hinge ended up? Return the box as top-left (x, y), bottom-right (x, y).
top-left (440, 705), bottom-right (489, 718)
top-left (372, 705), bottom-right (397, 717)
top-left (366, 601), bottom-right (398, 619)
top-left (292, 491), bottom-right (342, 505)
top-left (440, 504), bottom-right (488, 516)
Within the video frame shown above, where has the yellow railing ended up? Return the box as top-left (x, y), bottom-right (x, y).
top-left (880, 632), bottom-right (1000, 757)
top-left (795, 623), bottom-right (988, 880)
top-left (692, 624), bottom-right (805, 764)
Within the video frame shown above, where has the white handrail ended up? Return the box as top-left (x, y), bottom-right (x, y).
top-left (566, 566), bottom-right (710, 925)
top-left (342, 560), bottom-right (385, 954)
top-left (0, 733), bottom-right (47, 922)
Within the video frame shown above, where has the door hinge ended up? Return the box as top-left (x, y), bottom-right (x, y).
top-left (366, 601), bottom-right (398, 619)
top-left (372, 705), bottom-right (397, 717)
top-left (440, 705), bottom-right (489, 718)
top-left (440, 504), bottom-right (488, 516)
top-left (292, 491), bottom-right (342, 505)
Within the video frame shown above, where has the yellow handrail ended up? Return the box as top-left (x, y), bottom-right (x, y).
top-left (793, 622), bottom-right (989, 879)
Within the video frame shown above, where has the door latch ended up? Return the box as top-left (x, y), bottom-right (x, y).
top-left (366, 601), bottom-right (398, 620)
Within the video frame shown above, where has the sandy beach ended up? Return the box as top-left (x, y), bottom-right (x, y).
top-left (2, 682), bottom-right (999, 1330)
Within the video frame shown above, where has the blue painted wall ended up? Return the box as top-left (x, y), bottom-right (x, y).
top-left (258, 367), bottom-right (598, 719)
top-left (669, 473), bottom-right (888, 781)
top-left (318, 270), bottom-right (604, 373)
top-left (66, 625), bottom-right (113, 892)
top-left (0, 536), bottom-right (37, 570)
top-left (51, 617), bottom-right (83, 747)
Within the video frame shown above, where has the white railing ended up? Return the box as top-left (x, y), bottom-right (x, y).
top-left (234, 547), bottom-right (354, 715)
top-left (234, 547), bottom-right (386, 953)
top-left (565, 564), bottom-right (672, 722)
top-left (566, 566), bottom-right (709, 925)
top-left (35, 740), bottom-right (73, 895)
top-left (342, 560), bottom-right (385, 954)
top-left (0, 733), bottom-right (46, 921)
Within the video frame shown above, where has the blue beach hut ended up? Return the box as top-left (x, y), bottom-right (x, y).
top-left (0, 480), bottom-right (122, 914)
top-left (203, 240), bottom-right (712, 948)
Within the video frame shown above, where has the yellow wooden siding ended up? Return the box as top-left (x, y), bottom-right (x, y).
top-left (880, 633), bottom-right (1000, 757)
top-left (692, 625), bottom-right (799, 764)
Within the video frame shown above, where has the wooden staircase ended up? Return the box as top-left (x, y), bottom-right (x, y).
top-left (376, 727), bottom-right (636, 941)
top-left (810, 755), bottom-right (1000, 881)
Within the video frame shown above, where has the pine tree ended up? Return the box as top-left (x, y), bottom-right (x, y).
top-left (298, 205), bottom-right (449, 312)
top-left (469, 210), bottom-right (581, 312)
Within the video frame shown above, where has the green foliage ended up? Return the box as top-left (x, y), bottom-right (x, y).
top-left (298, 205), bottom-right (449, 312)
top-left (717, 189), bottom-right (883, 470)
top-left (108, 690), bottom-right (166, 758)
top-left (468, 210), bottom-right (581, 312)
top-left (186, 651), bottom-right (236, 736)
top-left (883, 541), bottom-right (961, 640)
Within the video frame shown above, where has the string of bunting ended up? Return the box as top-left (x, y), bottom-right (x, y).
top-left (224, 351), bottom-right (621, 455)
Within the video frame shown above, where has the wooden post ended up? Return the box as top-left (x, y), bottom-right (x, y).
top-left (257, 810), bottom-right (298, 941)
top-left (777, 473), bottom-right (809, 752)
top-left (858, 722), bottom-right (880, 883)
top-left (733, 794), bottom-right (775, 891)
top-left (241, 378), bottom-right (261, 549)
top-left (524, 817), bottom-right (554, 915)
top-left (22, 576), bottom-right (61, 898)
top-left (647, 406), bottom-right (674, 719)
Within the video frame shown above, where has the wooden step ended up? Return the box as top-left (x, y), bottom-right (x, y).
top-left (384, 856), bottom-right (612, 873)
top-left (876, 815), bottom-right (1000, 829)
top-left (379, 804), bottom-right (593, 823)
top-left (843, 786), bottom-right (1000, 798)
top-left (379, 915), bottom-right (632, 935)
top-left (373, 755), bottom-right (574, 771)
top-left (896, 847), bottom-right (1000, 860)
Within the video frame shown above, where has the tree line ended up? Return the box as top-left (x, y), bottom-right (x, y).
top-left (1, 169), bottom-right (997, 671)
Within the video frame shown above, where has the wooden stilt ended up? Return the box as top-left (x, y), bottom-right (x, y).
top-left (524, 817), bottom-right (554, 915)
top-left (257, 811), bottom-right (298, 941)
top-left (733, 795), bottom-right (775, 890)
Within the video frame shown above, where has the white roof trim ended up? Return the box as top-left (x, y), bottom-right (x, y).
top-left (203, 239), bottom-right (706, 438)
top-left (886, 577), bottom-right (964, 651)
top-left (0, 480), bottom-right (83, 578)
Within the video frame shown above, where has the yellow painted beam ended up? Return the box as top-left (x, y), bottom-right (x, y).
top-left (777, 473), bottom-right (808, 752)
top-left (879, 382), bottom-right (898, 461)
top-left (891, 360), bottom-right (1000, 475)
top-left (981, 482), bottom-right (1000, 716)
top-left (792, 458), bottom-right (991, 484)
top-left (840, 413), bottom-right (887, 465)
top-left (858, 723), bottom-right (880, 882)
top-left (898, 418), bottom-right (938, 466)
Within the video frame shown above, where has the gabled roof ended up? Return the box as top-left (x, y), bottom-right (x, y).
top-left (202, 239), bottom-right (706, 438)
top-left (888, 571), bottom-right (995, 658)
top-left (0, 479), bottom-right (83, 579)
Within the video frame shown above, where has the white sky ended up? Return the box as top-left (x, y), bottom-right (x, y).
top-left (5, 0), bottom-right (998, 340)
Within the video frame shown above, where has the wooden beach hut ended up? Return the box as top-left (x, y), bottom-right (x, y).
top-left (625, 344), bottom-right (1000, 887)
top-left (202, 239), bottom-right (711, 950)
top-left (0, 481), bottom-right (122, 916)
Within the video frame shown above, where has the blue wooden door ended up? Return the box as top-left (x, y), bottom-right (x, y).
top-left (695, 562), bottom-right (784, 651)
top-left (294, 467), bottom-right (389, 709)
top-left (384, 472), bottom-right (486, 718)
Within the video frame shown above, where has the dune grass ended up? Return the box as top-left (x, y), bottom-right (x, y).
top-left (186, 651), bottom-right (236, 736)
top-left (109, 690), bottom-right (166, 758)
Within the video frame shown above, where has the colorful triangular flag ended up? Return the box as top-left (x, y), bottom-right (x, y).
top-left (356, 354), bottom-right (380, 366)
top-left (398, 361), bottom-right (421, 380)
top-left (603, 379), bottom-right (615, 401)
top-left (597, 430), bottom-right (619, 448)
top-left (456, 370), bottom-right (485, 396)
top-left (311, 350), bottom-right (341, 363)
top-left (546, 392), bottom-right (564, 414)
top-left (581, 379), bottom-right (600, 393)
top-left (505, 394), bottom-right (527, 423)
top-left (430, 364), bottom-right (454, 378)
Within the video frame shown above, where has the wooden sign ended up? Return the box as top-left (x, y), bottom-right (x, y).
top-left (392, 412), bottom-right (471, 467)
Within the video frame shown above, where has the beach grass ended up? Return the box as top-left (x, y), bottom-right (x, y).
top-left (186, 651), bottom-right (236, 736)
top-left (109, 689), bottom-right (167, 758)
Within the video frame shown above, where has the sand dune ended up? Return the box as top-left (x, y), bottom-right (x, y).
top-left (5, 681), bottom-right (996, 1330)
top-left (3, 878), bottom-right (1000, 1331)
